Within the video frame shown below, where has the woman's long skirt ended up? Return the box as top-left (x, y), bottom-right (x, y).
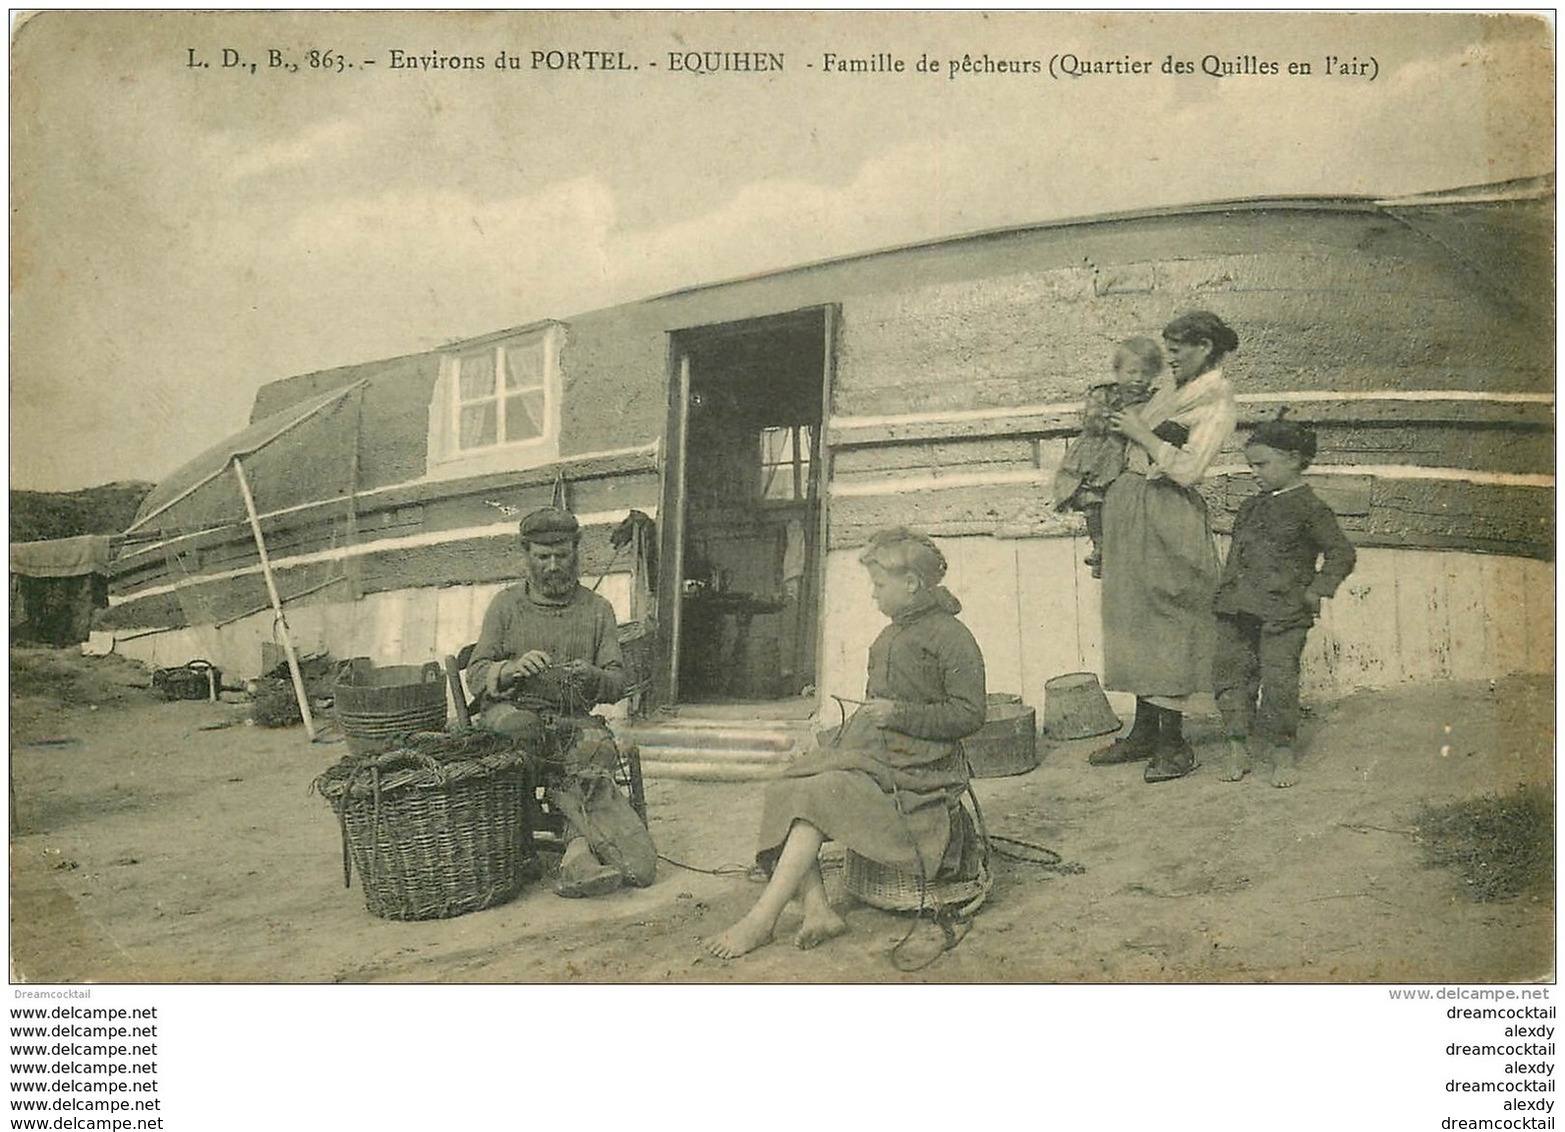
top-left (1100, 471), bottom-right (1219, 698)
top-left (753, 721), bottom-right (971, 879)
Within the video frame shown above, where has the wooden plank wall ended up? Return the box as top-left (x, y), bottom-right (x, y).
top-left (816, 539), bottom-right (1555, 723)
top-left (112, 573), bottom-right (635, 699)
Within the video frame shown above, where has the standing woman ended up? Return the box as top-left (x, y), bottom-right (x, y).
top-left (1090, 311), bottom-right (1239, 782)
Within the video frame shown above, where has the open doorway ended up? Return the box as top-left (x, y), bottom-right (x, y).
top-left (661, 308), bottom-right (831, 711)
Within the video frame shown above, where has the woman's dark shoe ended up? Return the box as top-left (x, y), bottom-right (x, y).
top-left (1144, 738), bottom-right (1198, 783)
top-left (1089, 729), bottom-right (1158, 766)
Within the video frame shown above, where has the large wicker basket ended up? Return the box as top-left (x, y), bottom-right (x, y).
top-left (313, 732), bottom-right (532, 921)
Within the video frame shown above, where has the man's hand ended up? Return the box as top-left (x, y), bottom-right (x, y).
top-left (558, 659), bottom-right (599, 682)
top-left (862, 698), bottom-right (897, 727)
top-left (504, 649), bottom-right (553, 684)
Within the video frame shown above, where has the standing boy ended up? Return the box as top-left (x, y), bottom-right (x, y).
top-left (1214, 418), bottom-right (1356, 787)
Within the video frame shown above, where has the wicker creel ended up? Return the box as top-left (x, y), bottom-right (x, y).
top-left (312, 731), bottom-right (533, 921)
top-left (617, 620), bottom-right (656, 693)
top-left (963, 693), bottom-right (1040, 778)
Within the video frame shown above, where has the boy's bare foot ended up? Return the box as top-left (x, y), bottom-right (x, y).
top-left (705, 915), bottom-right (775, 959)
top-left (1219, 739), bottom-right (1250, 782)
top-left (1270, 747), bottom-right (1298, 788)
top-left (794, 907), bottom-right (848, 950)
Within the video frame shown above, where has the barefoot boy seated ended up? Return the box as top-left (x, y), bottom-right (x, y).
top-left (706, 527), bottom-right (987, 958)
top-left (1213, 418), bottom-right (1356, 787)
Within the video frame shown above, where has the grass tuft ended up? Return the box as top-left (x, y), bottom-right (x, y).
top-left (1414, 785), bottom-right (1554, 903)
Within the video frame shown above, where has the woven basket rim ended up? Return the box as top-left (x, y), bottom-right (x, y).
top-left (842, 849), bottom-right (989, 912)
top-left (319, 758), bottom-right (527, 799)
top-left (313, 731), bottom-right (530, 799)
top-left (336, 705), bottom-right (446, 728)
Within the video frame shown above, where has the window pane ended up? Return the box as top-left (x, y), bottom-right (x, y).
top-left (760, 426), bottom-right (789, 466)
top-left (459, 402), bottom-right (497, 448)
top-left (504, 341), bottom-right (544, 391)
top-left (459, 352), bottom-right (496, 400)
top-left (759, 425), bottom-right (809, 501)
top-left (762, 462), bottom-right (794, 500)
top-left (504, 392), bottom-right (545, 441)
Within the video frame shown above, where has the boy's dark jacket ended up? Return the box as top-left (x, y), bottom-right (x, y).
top-left (1215, 484), bottom-right (1356, 627)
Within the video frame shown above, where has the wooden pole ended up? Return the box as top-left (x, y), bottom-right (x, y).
top-left (444, 656), bottom-right (472, 730)
top-left (233, 457), bottom-right (317, 741)
top-left (665, 352), bottom-right (692, 704)
top-left (344, 383), bottom-right (365, 600)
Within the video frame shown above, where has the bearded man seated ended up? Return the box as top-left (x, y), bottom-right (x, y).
top-left (467, 507), bottom-right (656, 897)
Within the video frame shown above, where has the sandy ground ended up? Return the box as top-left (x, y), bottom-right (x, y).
top-left (8, 648), bottom-right (1554, 984)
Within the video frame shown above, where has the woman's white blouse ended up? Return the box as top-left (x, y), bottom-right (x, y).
top-left (1130, 367), bottom-right (1238, 488)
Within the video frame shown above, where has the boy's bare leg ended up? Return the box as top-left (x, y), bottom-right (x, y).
top-left (707, 821), bottom-right (826, 959)
top-left (793, 860), bottom-right (848, 950)
top-left (1219, 738), bottom-right (1250, 782)
top-left (1270, 745), bottom-right (1299, 788)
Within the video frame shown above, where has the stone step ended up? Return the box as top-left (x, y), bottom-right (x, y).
top-left (617, 725), bottom-right (802, 753)
top-left (641, 761), bottom-right (787, 782)
top-left (616, 712), bottom-right (816, 782)
top-left (634, 743), bottom-right (794, 765)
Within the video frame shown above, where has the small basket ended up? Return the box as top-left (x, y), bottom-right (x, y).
top-left (617, 620), bottom-right (656, 694)
top-left (843, 849), bottom-right (991, 913)
top-left (313, 732), bottom-right (532, 921)
top-left (842, 784), bottom-right (992, 913)
top-left (152, 659), bottom-right (221, 701)
top-left (334, 659), bottom-right (448, 755)
top-left (963, 693), bottom-right (1040, 778)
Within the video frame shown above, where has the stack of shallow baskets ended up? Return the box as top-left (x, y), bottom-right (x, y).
top-left (313, 730), bottom-right (533, 920)
top-left (962, 692), bottom-right (1039, 778)
top-left (334, 659), bottom-right (448, 755)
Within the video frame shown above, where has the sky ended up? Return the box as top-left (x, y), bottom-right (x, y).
top-left (9, 9), bottom-right (1555, 492)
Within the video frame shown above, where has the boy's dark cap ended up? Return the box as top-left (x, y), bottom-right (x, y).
top-left (518, 507), bottom-right (580, 545)
top-left (1247, 417), bottom-right (1318, 462)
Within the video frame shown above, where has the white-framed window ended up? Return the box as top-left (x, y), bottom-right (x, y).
top-left (759, 424), bottom-right (814, 503)
top-left (427, 324), bottom-right (563, 479)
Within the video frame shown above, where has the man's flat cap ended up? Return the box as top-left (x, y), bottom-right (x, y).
top-left (518, 507), bottom-right (580, 545)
